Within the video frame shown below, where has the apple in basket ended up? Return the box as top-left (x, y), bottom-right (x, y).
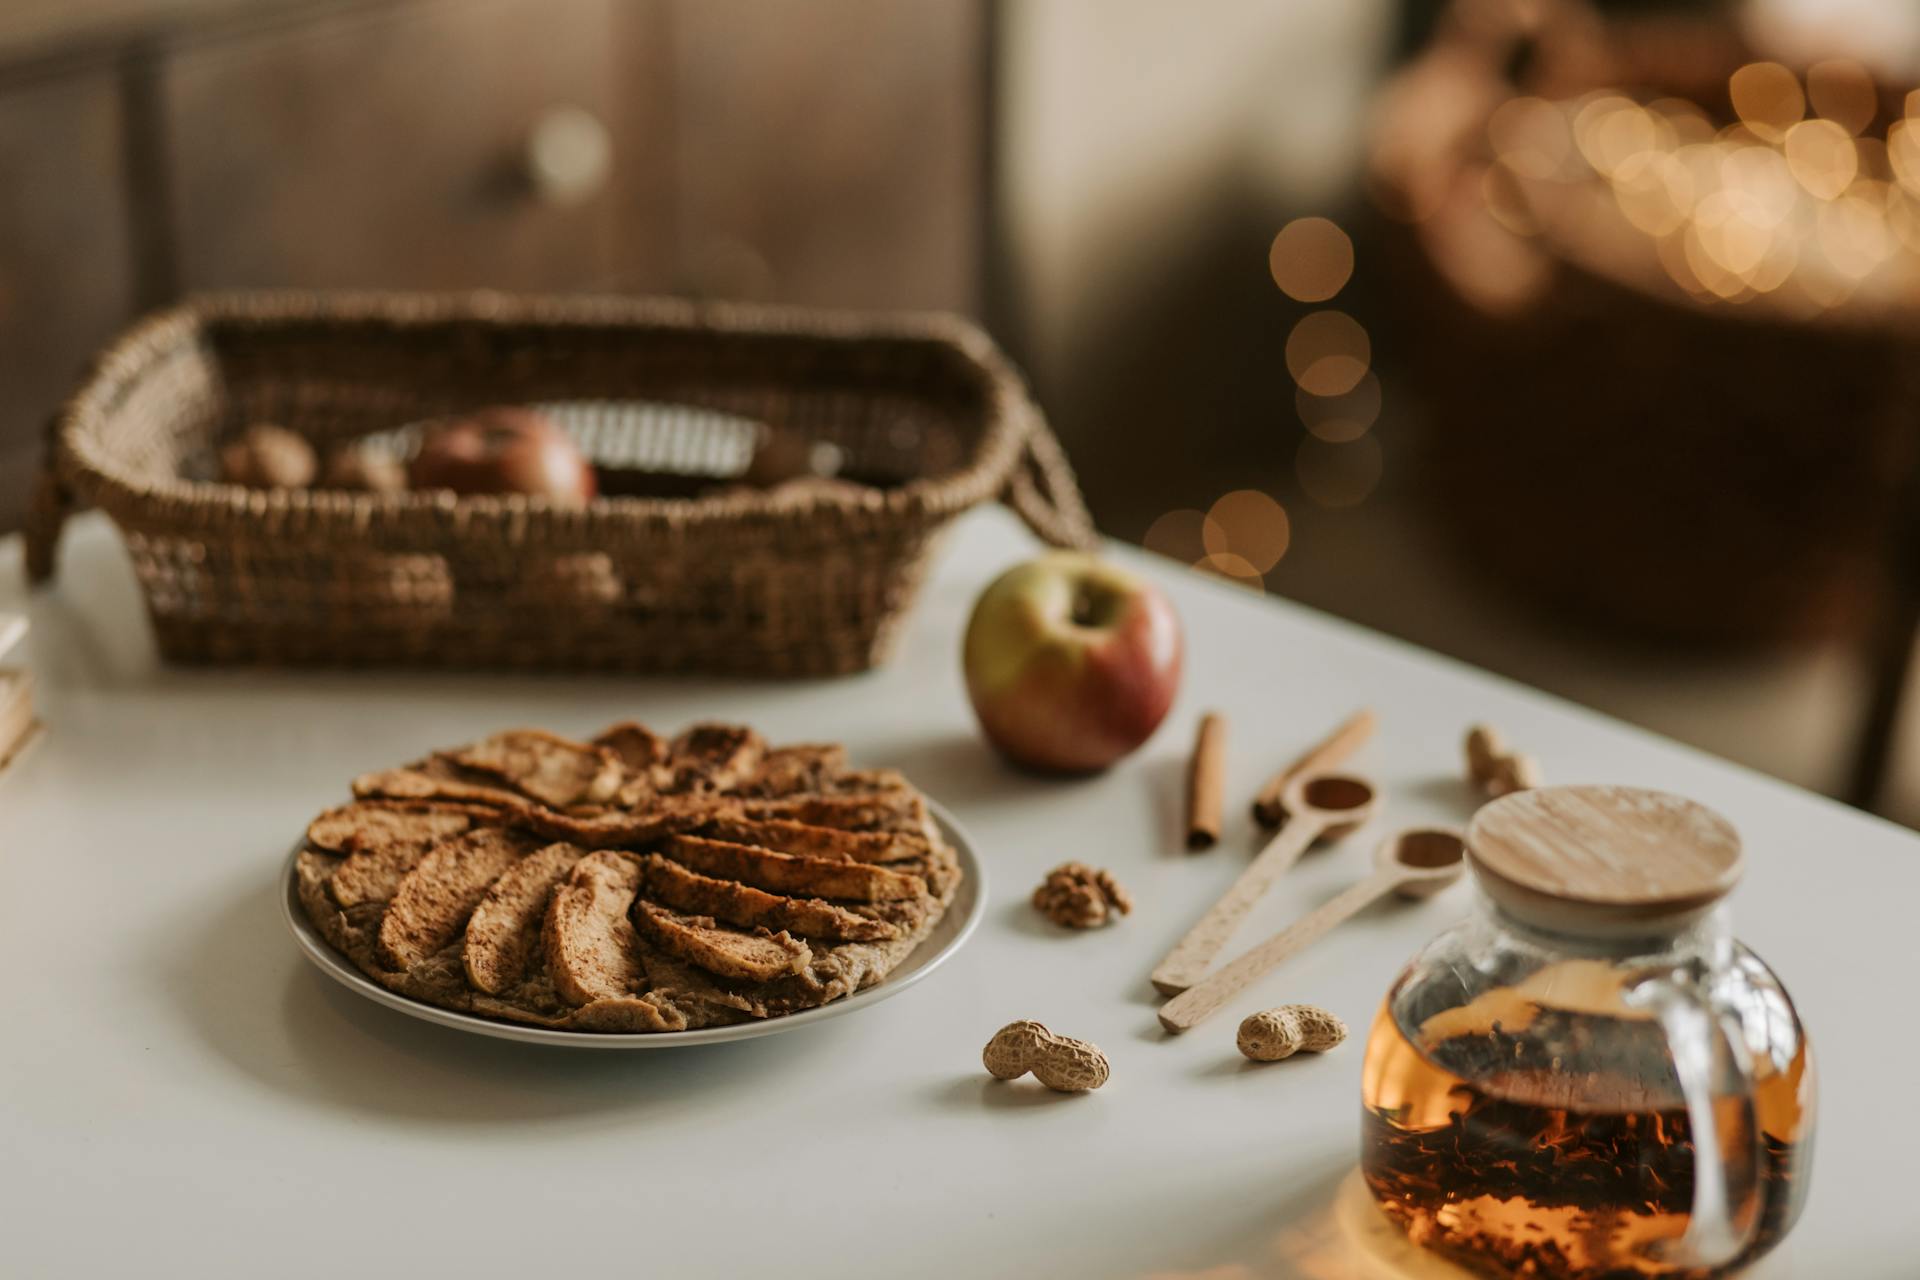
top-left (963, 552), bottom-right (1182, 773)
top-left (408, 406), bottom-right (597, 502)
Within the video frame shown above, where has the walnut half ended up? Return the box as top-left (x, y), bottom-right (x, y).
top-left (1031, 861), bottom-right (1132, 929)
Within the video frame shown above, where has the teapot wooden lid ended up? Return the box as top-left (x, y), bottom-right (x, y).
top-left (1466, 785), bottom-right (1742, 934)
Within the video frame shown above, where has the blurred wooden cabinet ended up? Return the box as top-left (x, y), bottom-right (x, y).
top-left (0, 68), bottom-right (135, 531)
top-left (164, 0), bottom-right (631, 293)
top-left (666, 0), bottom-right (983, 309)
top-left (0, 0), bottom-right (985, 529)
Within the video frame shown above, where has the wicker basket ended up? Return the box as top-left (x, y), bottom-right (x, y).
top-left (25, 291), bottom-right (1097, 675)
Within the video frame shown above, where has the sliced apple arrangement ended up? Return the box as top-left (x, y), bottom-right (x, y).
top-left (296, 721), bottom-right (963, 1034)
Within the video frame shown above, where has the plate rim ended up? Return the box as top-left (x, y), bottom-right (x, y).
top-left (280, 799), bottom-right (987, 1049)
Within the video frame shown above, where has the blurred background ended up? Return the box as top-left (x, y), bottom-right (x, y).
top-left (11, 0), bottom-right (1920, 823)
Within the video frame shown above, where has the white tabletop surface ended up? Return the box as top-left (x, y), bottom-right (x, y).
top-left (0, 507), bottom-right (1906, 1278)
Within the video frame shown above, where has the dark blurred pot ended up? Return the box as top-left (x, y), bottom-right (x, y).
top-left (1369, 2), bottom-right (1918, 649)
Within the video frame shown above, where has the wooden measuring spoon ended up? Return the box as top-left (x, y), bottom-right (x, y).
top-left (1150, 771), bottom-right (1378, 996)
top-left (1158, 826), bottom-right (1467, 1033)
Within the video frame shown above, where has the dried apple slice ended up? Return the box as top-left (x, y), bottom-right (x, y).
top-left (738, 793), bottom-right (917, 832)
top-left (664, 723), bottom-right (765, 792)
top-left (544, 850), bottom-right (648, 1005)
top-left (315, 804), bottom-right (493, 909)
top-left (699, 816), bottom-right (930, 865)
top-left (463, 843), bottom-right (586, 994)
top-left (664, 834), bottom-right (923, 901)
top-left (306, 801), bottom-right (482, 855)
top-left (630, 900), bottom-right (812, 982)
top-left (448, 729), bottom-right (624, 809)
top-left (640, 854), bottom-right (897, 942)
top-left (740, 743), bottom-right (848, 797)
top-left (376, 828), bottom-right (538, 971)
top-left (352, 767), bottom-right (527, 810)
top-left (824, 767), bottom-right (912, 794)
top-left (592, 721), bottom-right (667, 770)
top-left (518, 795), bottom-right (728, 848)
top-left (568, 996), bottom-right (689, 1033)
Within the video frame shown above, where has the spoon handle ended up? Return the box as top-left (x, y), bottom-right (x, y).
top-left (1150, 816), bottom-right (1326, 996)
top-left (1158, 869), bottom-right (1401, 1033)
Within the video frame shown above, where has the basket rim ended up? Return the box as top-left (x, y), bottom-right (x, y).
top-left (53, 289), bottom-right (1043, 544)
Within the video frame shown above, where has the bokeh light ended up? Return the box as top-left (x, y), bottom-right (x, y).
top-left (1194, 552), bottom-right (1264, 590)
top-left (1574, 96), bottom-right (1661, 176)
top-left (1651, 98), bottom-right (1716, 146)
top-left (1296, 435), bottom-right (1383, 508)
top-left (1729, 62), bottom-right (1805, 142)
top-left (1142, 508), bottom-right (1221, 566)
top-left (1797, 256), bottom-right (1859, 309)
top-left (1818, 193), bottom-right (1893, 278)
top-left (1610, 151), bottom-right (1691, 235)
top-left (1268, 218), bottom-right (1355, 303)
top-left (1784, 119), bottom-right (1858, 200)
top-left (1888, 188), bottom-right (1920, 254)
top-left (1488, 96), bottom-right (1571, 179)
top-left (1692, 189), bottom-right (1773, 276)
top-left (1889, 120), bottom-right (1920, 196)
top-left (1297, 372), bottom-right (1381, 443)
top-left (1719, 146), bottom-right (1797, 224)
top-left (1655, 224), bottom-right (1705, 296)
top-left (1203, 489), bottom-right (1291, 573)
top-left (1547, 64), bottom-right (1920, 311)
top-left (1286, 311), bottom-right (1371, 397)
top-left (1673, 140), bottom-right (1723, 200)
top-left (1746, 228), bottom-right (1799, 295)
top-left (1480, 162), bottom-right (1538, 236)
top-left (1806, 59), bottom-right (1878, 136)
top-left (1855, 134), bottom-right (1889, 180)
top-left (1683, 210), bottom-right (1754, 300)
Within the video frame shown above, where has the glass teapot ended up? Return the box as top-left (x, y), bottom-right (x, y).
top-left (1360, 786), bottom-right (1815, 1278)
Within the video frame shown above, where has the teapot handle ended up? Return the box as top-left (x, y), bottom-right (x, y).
top-left (1628, 963), bottom-right (1765, 1271)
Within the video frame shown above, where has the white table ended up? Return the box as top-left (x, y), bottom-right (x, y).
top-left (0, 508), bottom-right (1904, 1278)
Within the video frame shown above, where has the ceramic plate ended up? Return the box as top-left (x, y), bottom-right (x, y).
top-left (281, 801), bottom-right (986, 1048)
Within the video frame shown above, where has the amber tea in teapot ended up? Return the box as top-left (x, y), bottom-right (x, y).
top-left (1360, 786), bottom-right (1815, 1279)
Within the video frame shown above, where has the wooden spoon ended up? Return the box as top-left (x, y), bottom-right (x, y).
top-left (1251, 707), bottom-right (1375, 826)
top-left (1157, 826), bottom-right (1467, 1033)
top-left (1150, 770), bottom-right (1377, 996)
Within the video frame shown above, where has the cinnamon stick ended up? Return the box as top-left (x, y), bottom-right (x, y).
top-left (1185, 712), bottom-right (1227, 850)
top-left (1251, 708), bottom-right (1376, 827)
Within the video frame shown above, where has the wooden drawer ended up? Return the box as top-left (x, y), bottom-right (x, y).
top-left (0, 68), bottom-right (133, 530)
top-left (163, 0), bottom-right (630, 292)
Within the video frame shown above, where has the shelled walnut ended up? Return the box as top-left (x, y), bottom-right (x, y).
top-left (322, 446), bottom-right (408, 494)
top-left (219, 424), bottom-right (317, 490)
top-left (1031, 861), bottom-right (1132, 929)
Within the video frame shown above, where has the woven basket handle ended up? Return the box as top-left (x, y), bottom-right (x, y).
top-left (23, 418), bottom-right (74, 585)
top-left (1003, 415), bottom-right (1099, 550)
